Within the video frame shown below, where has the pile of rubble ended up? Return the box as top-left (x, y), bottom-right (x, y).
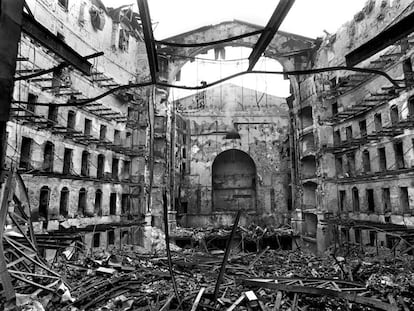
top-left (4, 242), bottom-right (414, 311)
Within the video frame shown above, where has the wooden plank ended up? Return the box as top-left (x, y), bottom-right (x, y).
top-left (159, 294), bottom-right (175, 311)
top-left (291, 293), bottom-right (298, 311)
top-left (226, 295), bottom-right (245, 311)
top-left (240, 279), bottom-right (398, 311)
top-left (190, 287), bottom-right (206, 311)
top-left (0, 169), bottom-right (16, 300)
top-left (273, 291), bottom-right (282, 311)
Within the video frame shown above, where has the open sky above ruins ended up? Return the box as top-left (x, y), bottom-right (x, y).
top-left (104, 0), bottom-right (367, 39)
top-left (103, 0), bottom-right (368, 98)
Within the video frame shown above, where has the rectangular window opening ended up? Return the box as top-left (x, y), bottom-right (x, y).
top-left (367, 189), bottom-right (375, 213)
top-left (400, 187), bottom-right (410, 213)
top-left (378, 147), bottom-right (387, 171)
top-left (394, 141), bottom-right (405, 169)
top-left (339, 190), bottom-right (346, 212)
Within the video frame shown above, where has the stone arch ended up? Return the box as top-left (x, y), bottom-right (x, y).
top-left (212, 149), bottom-right (256, 211)
top-left (157, 20), bottom-right (316, 82)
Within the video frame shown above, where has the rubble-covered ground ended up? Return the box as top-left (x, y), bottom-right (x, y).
top-left (4, 237), bottom-right (414, 311)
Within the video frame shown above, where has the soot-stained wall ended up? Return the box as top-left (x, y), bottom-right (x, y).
top-left (175, 83), bottom-right (291, 227)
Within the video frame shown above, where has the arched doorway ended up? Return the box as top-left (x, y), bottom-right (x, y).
top-left (212, 149), bottom-right (256, 211)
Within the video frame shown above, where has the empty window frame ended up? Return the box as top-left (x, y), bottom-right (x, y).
top-left (390, 105), bottom-right (399, 125)
top-left (93, 232), bottom-right (100, 248)
top-left (362, 150), bottom-right (371, 173)
top-left (19, 137), bottom-right (32, 169)
top-left (121, 193), bottom-right (130, 215)
top-left (332, 102), bottom-right (338, 115)
top-left (27, 93), bottom-right (37, 113)
top-left (382, 188), bottom-right (391, 213)
top-left (110, 193), bottom-right (117, 215)
top-left (400, 187), bottom-right (410, 213)
top-left (366, 189), bottom-right (375, 212)
top-left (78, 188), bottom-right (87, 216)
top-left (47, 104), bottom-right (58, 123)
top-left (333, 130), bottom-right (341, 146)
top-left (335, 156), bottom-right (343, 176)
top-left (51, 68), bottom-right (62, 93)
top-left (408, 96), bottom-right (414, 118)
top-left (67, 110), bottom-right (76, 129)
top-left (112, 158), bottom-right (119, 180)
top-left (59, 187), bottom-right (69, 217)
top-left (359, 119), bottom-right (367, 137)
top-left (39, 186), bottom-right (50, 220)
top-left (125, 132), bottom-right (132, 147)
top-left (339, 190), bottom-right (346, 212)
top-left (94, 189), bottom-right (102, 216)
top-left (354, 228), bottom-right (361, 244)
top-left (63, 148), bottom-right (72, 175)
top-left (108, 230), bottom-right (115, 245)
top-left (114, 129), bottom-right (121, 145)
top-left (84, 118), bottom-right (92, 136)
top-left (97, 154), bottom-right (105, 178)
top-left (346, 152), bottom-right (355, 176)
top-left (300, 107), bottom-right (313, 129)
top-left (123, 160), bottom-right (131, 179)
top-left (43, 141), bottom-right (54, 172)
top-left (369, 231), bottom-right (377, 246)
top-left (394, 141), bottom-right (405, 169)
top-left (374, 113), bottom-right (382, 132)
top-left (99, 125), bottom-right (107, 140)
top-left (345, 126), bottom-right (353, 141)
top-left (403, 57), bottom-right (414, 84)
top-left (81, 151), bottom-right (89, 176)
top-left (118, 28), bottom-right (130, 51)
top-left (378, 147), bottom-right (387, 171)
top-left (352, 187), bottom-right (360, 212)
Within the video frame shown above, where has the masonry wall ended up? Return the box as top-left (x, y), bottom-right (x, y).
top-left (293, 0), bottom-right (414, 254)
top-left (175, 83), bottom-right (291, 228)
top-left (6, 0), bottom-right (151, 251)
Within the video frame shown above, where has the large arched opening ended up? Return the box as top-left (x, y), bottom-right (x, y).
top-left (212, 149), bottom-right (256, 211)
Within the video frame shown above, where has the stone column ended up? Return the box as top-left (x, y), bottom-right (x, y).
top-left (291, 208), bottom-right (304, 250)
top-left (143, 212), bottom-right (153, 250)
top-left (316, 211), bottom-right (330, 255)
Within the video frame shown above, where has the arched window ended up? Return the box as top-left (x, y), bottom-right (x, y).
top-left (43, 141), bottom-right (54, 172)
top-left (95, 189), bottom-right (102, 216)
top-left (39, 186), bottom-right (50, 220)
top-left (81, 151), bottom-right (89, 176)
top-left (212, 149), bottom-right (256, 211)
top-left (78, 188), bottom-right (87, 216)
top-left (352, 187), bottom-right (360, 212)
top-left (59, 187), bottom-right (69, 217)
top-left (67, 110), bottom-right (76, 129)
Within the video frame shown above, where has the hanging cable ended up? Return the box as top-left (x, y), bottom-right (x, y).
top-left (155, 29), bottom-right (264, 47)
top-left (19, 66), bottom-right (400, 107)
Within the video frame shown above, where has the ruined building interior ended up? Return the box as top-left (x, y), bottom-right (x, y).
top-left (1, 0), bottom-right (414, 310)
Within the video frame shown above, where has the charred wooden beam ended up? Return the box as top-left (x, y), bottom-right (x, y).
top-left (137, 0), bottom-right (159, 82)
top-left (21, 13), bottom-right (92, 75)
top-left (346, 10), bottom-right (414, 66)
top-left (248, 0), bottom-right (295, 71)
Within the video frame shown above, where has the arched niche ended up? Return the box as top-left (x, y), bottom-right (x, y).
top-left (212, 149), bottom-right (256, 211)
